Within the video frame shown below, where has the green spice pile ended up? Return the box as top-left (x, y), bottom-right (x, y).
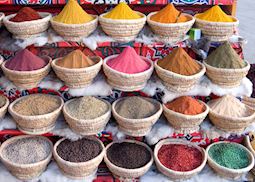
top-left (208, 143), bottom-right (250, 169)
top-left (67, 96), bottom-right (108, 120)
top-left (0, 95), bottom-right (6, 108)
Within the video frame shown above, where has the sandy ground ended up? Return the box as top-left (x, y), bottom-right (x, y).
top-left (237, 0), bottom-right (255, 63)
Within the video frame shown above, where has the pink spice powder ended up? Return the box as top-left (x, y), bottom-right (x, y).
top-left (106, 46), bottom-right (150, 74)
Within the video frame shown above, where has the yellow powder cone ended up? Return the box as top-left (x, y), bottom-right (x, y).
top-left (53, 0), bottom-right (94, 24)
top-left (104, 2), bottom-right (141, 19)
top-left (196, 5), bottom-right (234, 22)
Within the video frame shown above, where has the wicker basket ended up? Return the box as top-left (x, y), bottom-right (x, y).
top-left (206, 141), bottom-right (254, 179)
top-left (0, 12), bottom-right (4, 28)
top-left (163, 100), bottom-right (209, 134)
top-left (53, 137), bottom-right (105, 179)
top-left (1, 56), bottom-right (51, 89)
top-left (104, 139), bottom-right (153, 180)
top-left (112, 97), bottom-right (162, 136)
top-left (3, 12), bottom-right (51, 39)
top-left (244, 135), bottom-right (255, 175)
top-left (194, 15), bottom-right (239, 41)
top-left (154, 138), bottom-right (207, 180)
top-left (99, 12), bottom-right (146, 42)
top-left (51, 56), bottom-right (102, 88)
top-left (0, 95), bottom-right (9, 120)
top-left (50, 15), bottom-right (98, 42)
top-left (0, 54), bottom-right (3, 66)
top-left (8, 94), bottom-right (64, 135)
top-left (147, 13), bottom-right (195, 43)
top-left (103, 55), bottom-right (153, 91)
top-left (63, 98), bottom-right (111, 135)
top-left (0, 135), bottom-right (53, 180)
top-left (155, 60), bottom-right (206, 93)
top-left (242, 96), bottom-right (255, 109)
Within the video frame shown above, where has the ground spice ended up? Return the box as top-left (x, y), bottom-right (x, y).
top-left (208, 95), bottom-right (249, 118)
top-left (158, 144), bottom-right (203, 171)
top-left (57, 137), bottom-right (102, 162)
top-left (157, 47), bottom-right (201, 76)
top-left (0, 95), bottom-right (6, 108)
top-left (5, 49), bottom-right (48, 71)
top-left (196, 5), bottom-right (234, 22)
top-left (53, 0), bottom-right (94, 24)
top-left (67, 96), bottom-right (108, 120)
top-left (107, 142), bottom-right (151, 169)
top-left (107, 46), bottom-right (150, 74)
top-left (104, 2), bottom-right (141, 19)
top-left (13, 94), bottom-right (61, 116)
top-left (115, 96), bottom-right (158, 119)
top-left (56, 50), bottom-right (96, 68)
top-left (150, 4), bottom-right (189, 23)
top-left (165, 96), bottom-right (205, 115)
top-left (10, 7), bottom-right (41, 22)
top-left (208, 143), bottom-right (250, 169)
top-left (2, 137), bottom-right (51, 164)
top-left (206, 42), bottom-right (246, 69)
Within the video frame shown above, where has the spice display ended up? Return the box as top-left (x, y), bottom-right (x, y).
top-left (158, 144), bottom-right (203, 171)
top-left (5, 49), bottom-right (48, 71)
top-left (115, 96), bottom-right (158, 119)
top-left (208, 143), bottom-right (250, 169)
top-left (66, 96), bottom-right (108, 120)
top-left (2, 137), bottom-right (51, 164)
top-left (13, 94), bottom-right (61, 116)
top-left (53, 0), bottom-right (94, 24)
top-left (0, 95), bottom-right (6, 108)
top-left (107, 46), bottom-right (150, 74)
top-left (206, 42), bottom-right (246, 69)
top-left (208, 95), bottom-right (250, 118)
top-left (56, 49), bottom-right (96, 69)
top-left (104, 2), bottom-right (141, 19)
top-left (165, 96), bottom-right (205, 115)
top-left (196, 5), bottom-right (234, 22)
top-left (157, 47), bottom-right (201, 76)
top-left (10, 7), bottom-right (41, 22)
top-left (150, 4), bottom-right (189, 23)
top-left (57, 138), bottom-right (102, 162)
top-left (107, 142), bottom-right (151, 169)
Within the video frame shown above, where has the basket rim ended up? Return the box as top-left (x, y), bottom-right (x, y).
top-left (103, 54), bottom-right (154, 77)
top-left (154, 138), bottom-right (207, 175)
top-left (53, 137), bottom-right (105, 166)
top-left (194, 14), bottom-right (239, 25)
top-left (0, 135), bottom-right (53, 168)
top-left (112, 96), bottom-right (163, 122)
top-left (244, 135), bottom-right (255, 156)
top-left (206, 141), bottom-right (255, 173)
top-left (0, 95), bottom-right (9, 113)
top-left (203, 61), bottom-right (250, 72)
top-left (0, 55), bottom-right (4, 65)
top-left (99, 11), bottom-right (146, 23)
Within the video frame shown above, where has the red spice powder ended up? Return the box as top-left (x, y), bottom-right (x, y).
top-left (158, 144), bottom-right (203, 172)
top-left (10, 7), bottom-right (41, 22)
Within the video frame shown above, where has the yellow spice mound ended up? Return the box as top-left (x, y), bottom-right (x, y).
top-left (104, 2), bottom-right (141, 19)
top-left (53, 0), bottom-right (94, 24)
top-left (196, 5), bottom-right (234, 22)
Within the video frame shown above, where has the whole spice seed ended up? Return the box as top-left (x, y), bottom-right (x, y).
top-left (158, 144), bottom-right (203, 171)
top-left (107, 142), bottom-right (151, 169)
top-left (56, 138), bottom-right (102, 162)
top-left (2, 137), bottom-right (51, 164)
top-left (208, 143), bottom-right (250, 169)
top-left (67, 96), bottom-right (109, 120)
top-left (0, 95), bottom-right (6, 108)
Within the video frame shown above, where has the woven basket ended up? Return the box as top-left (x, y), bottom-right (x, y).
top-left (50, 15), bottom-right (98, 42)
top-left (204, 61), bottom-right (250, 88)
top-left (163, 100), bottom-right (209, 134)
top-left (104, 139), bottom-right (153, 180)
top-left (206, 141), bottom-right (254, 179)
top-left (103, 55), bottom-right (153, 91)
top-left (244, 135), bottom-right (255, 175)
top-left (63, 98), bottom-right (111, 135)
top-left (147, 13), bottom-right (195, 43)
top-left (8, 94), bottom-right (64, 135)
top-left (51, 56), bottom-right (102, 88)
top-left (99, 12), bottom-right (146, 42)
top-left (53, 137), bottom-right (105, 179)
top-left (0, 54), bottom-right (3, 66)
top-left (0, 12), bottom-right (4, 28)
top-left (112, 97), bottom-right (162, 136)
top-left (194, 15), bottom-right (239, 41)
top-left (0, 95), bottom-right (9, 120)
top-left (3, 12), bottom-right (51, 39)
top-left (1, 56), bottom-right (51, 89)
top-left (242, 96), bottom-right (255, 109)
top-left (0, 135), bottom-right (53, 180)
top-left (154, 138), bottom-right (207, 180)
top-left (155, 60), bottom-right (206, 93)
